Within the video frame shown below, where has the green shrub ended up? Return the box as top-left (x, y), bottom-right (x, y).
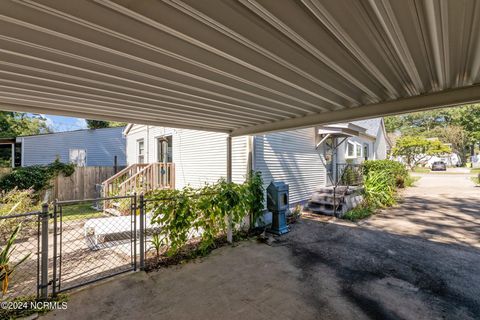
top-left (146, 171), bottom-right (264, 255)
top-left (1, 224), bottom-right (30, 295)
top-left (340, 166), bottom-right (363, 185)
top-left (343, 205), bottom-right (373, 221)
top-left (245, 171), bottom-right (264, 226)
top-left (404, 175), bottom-right (420, 187)
top-left (363, 160), bottom-right (408, 188)
top-left (342, 160), bottom-right (409, 221)
top-left (0, 159), bottom-right (75, 192)
top-left (0, 188), bottom-right (39, 240)
top-left (363, 170), bottom-right (396, 208)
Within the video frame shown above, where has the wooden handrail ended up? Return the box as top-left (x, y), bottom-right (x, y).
top-left (103, 163), bottom-right (175, 209)
top-left (102, 164), bottom-right (136, 185)
top-left (118, 163), bottom-right (154, 190)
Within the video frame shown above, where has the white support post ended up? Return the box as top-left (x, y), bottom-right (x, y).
top-left (11, 143), bottom-right (15, 168)
top-left (226, 135), bottom-right (233, 243)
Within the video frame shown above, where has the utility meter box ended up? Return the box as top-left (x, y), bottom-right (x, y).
top-left (266, 181), bottom-right (289, 235)
top-left (267, 182), bottom-right (289, 212)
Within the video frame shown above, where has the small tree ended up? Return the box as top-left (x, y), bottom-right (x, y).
top-left (435, 125), bottom-right (470, 165)
top-left (392, 136), bottom-right (451, 170)
top-left (86, 120), bottom-right (110, 129)
top-left (86, 120), bottom-right (127, 129)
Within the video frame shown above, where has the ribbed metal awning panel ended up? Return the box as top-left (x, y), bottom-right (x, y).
top-left (0, 0), bottom-right (479, 135)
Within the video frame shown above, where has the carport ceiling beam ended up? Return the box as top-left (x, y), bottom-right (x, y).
top-left (0, 102), bottom-right (232, 133)
top-left (230, 84), bottom-right (480, 137)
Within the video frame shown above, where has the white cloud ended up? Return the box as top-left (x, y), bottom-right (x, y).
top-left (43, 115), bottom-right (54, 129)
top-left (75, 118), bottom-right (87, 129)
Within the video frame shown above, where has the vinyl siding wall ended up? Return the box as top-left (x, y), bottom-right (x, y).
top-left (126, 125), bottom-right (248, 189)
top-left (19, 127), bottom-right (126, 167)
top-left (253, 128), bottom-right (327, 205)
top-left (127, 126), bottom-right (328, 206)
top-left (374, 127), bottom-right (388, 160)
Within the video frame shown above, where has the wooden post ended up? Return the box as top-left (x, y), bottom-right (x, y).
top-left (226, 135), bottom-right (233, 243)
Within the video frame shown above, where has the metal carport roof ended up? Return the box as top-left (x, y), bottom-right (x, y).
top-left (0, 0), bottom-right (480, 136)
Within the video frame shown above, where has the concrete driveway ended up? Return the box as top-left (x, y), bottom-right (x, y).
top-left (362, 172), bottom-right (479, 248)
top-left (44, 174), bottom-right (480, 320)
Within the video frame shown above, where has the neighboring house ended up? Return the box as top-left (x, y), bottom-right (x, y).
top-left (318, 118), bottom-right (391, 184)
top-left (0, 138), bottom-right (16, 168)
top-left (427, 154), bottom-right (461, 167)
top-left (424, 140), bottom-right (461, 167)
top-left (472, 153), bottom-right (480, 168)
top-left (16, 127), bottom-right (127, 167)
top-left (122, 118), bottom-right (390, 208)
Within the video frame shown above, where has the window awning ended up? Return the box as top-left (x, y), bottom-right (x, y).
top-left (0, 1), bottom-right (479, 136)
top-left (317, 123), bottom-right (367, 137)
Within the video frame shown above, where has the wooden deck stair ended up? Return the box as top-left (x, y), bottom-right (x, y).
top-left (102, 163), bottom-right (175, 212)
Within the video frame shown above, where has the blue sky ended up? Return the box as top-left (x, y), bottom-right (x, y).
top-left (43, 115), bottom-right (87, 132)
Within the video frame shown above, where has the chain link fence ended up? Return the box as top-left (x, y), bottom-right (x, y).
top-left (53, 196), bottom-right (137, 293)
top-left (1, 195), bottom-right (141, 301)
top-left (0, 211), bottom-right (41, 301)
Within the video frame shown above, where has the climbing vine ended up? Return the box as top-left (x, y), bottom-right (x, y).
top-left (146, 171), bottom-right (264, 255)
top-left (0, 159), bottom-right (75, 192)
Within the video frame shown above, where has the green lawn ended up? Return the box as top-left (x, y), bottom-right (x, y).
top-left (471, 168), bottom-right (480, 174)
top-left (59, 203), bottom-right (105, 221)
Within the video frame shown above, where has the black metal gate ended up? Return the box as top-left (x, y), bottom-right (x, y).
top-left (52, 196), bottom-right (138, 294)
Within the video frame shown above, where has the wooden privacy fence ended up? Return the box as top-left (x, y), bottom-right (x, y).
top-left (51, 166), bottom-right (124, 201)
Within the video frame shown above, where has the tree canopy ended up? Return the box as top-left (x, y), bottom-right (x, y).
top-left (392, 136), bottom-right (451, 170)
top-left (385, 104), bottom-right (480, 161)
top-left (0, 112), bottom-right (50, 138)
top-left (85, 119), bottom-right (127, 129)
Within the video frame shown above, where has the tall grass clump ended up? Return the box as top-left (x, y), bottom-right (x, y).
top-left (363, 171), bottom-right (396, 208)
top-left (343, 160), bottom-right (409, 221)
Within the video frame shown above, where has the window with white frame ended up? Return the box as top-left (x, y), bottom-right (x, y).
top-left (346, 141), bottom-right (356, 158)
top-left (137, 139), bottom-right (145, 164)
top-left (345, 141), bottom-right (362, 159)
top-left (356, 143), bottom-right (362, 157)
top-left (69, 149), bottom-right (86, 167)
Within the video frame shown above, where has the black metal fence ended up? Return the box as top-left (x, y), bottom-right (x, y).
top-left (1, 195), bottom-right (146, 301)
top-left (1, 192), bottom-right (236, 301)
top-left (336, 163), bottom-right (364, 186)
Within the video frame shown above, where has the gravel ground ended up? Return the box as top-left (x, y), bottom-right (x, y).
top-left (44, 173), bottom-right (480, 320)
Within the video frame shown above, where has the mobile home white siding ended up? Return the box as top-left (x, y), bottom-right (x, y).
top-left (126, 125), bottom-right (248, 188)
top-left (253, 128), bottom-right (327, 205)
top-left (374, 126), bottom-right (388, 160)
top-left (172, 129), bottom-right (248, 188)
